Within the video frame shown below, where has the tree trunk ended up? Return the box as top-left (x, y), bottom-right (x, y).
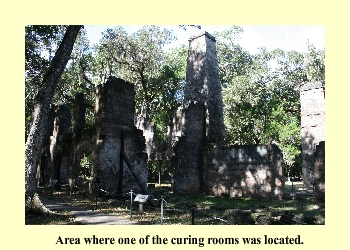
top-left (25, 25), bottom-right (83, 210)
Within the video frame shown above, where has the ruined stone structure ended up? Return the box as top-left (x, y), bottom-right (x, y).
top-left (36, 107), bottom-right (55, 185)
top-left (38, 77), bottom-right (148, 195)
top-left (36, 31), bottom-right (286, 200)
top-left (135, 117), bottom-right (156, 159)
top-left (170, 32), bottom-right (225, 193)
top-left (69, 93), bottom-right (93, 185)
top-left (168, 31), bottom-right (284, 198)
top-left (50, 104), bottom-right (71, 184)
top-left (314, 141), bottom-right (325, 201)
top-left (170, 102), bottom-right (206, 192)
top-left (300, 82), bottom-right (325, 186)
top-left (184, 31), bottom-right (225, 143)
top-left (202, 144), bottom-right (284, 199)
top-left (38, 96), bottom-right (93, 187)
top-left (92, 77), bottom-right (148, 194)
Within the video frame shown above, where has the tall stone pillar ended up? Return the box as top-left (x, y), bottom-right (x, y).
top-left (171, 102), bottom-right (206, 193)
top-left (300, 82), bottom-right (325, 186)
top-left (184, 31), bottom-right (225, 143)
top-left (69, 93), bottom-right (86, 186)
top-left (92, 77), bottom-right (148, 194)
top-left (50, 104), bottom-right (71, 184)
top-left (171, 31), bottom-right (225, 193)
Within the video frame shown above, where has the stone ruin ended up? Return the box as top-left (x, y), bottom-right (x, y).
top-left (36, 31), bottom-right (288, 199)
top-left (300, 82), bottom-right (325, 200)
top-left (92, 78), bottom-right (148, 194)
top-left (167, 32), bottom-right (284, 199)
top-left (314, 141), bottom-right (325, 201)
top-left (38, 77), bottom-right (148, 195)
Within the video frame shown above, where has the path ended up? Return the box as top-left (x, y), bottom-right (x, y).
top-left (41, 199), bottom-right (138, 225)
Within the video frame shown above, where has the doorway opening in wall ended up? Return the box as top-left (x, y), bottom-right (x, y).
top-left (147, 160), bottom-right (172, 189)
top-left (80, 152), bottom-right (92, 180)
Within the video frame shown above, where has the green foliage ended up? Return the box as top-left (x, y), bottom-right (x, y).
top-left (217, 26), bottom-right (324, 177)
top-left (94, 26), bottom-right (176, 115)
top-left (55, 28), bottom-right (96, 130)
top-left (215, 26), bottom-right (253, 86)
top-left (149, 46), bottom-right (187, 141)
top-left (265, 105), bottom-right (301, 175)
top-left (80, 154), bottom-right (92, 178)
top-left (94, 26), bottom-right (186, 141)
top-left (25, 25), bottom-right (67, 139)
top-left (25, 26), bottom-right (96, 137)
top-left (304, 42), bottom-right (325, 85)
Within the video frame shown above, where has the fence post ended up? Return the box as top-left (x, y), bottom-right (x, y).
top-left (161, 196), bottom-right (167, 225)
top-left (95, 183), bottom-right (98, 210)
top-left (130, 190), bottom-right (133, 219)
top-left (161, 196), bottom-right (164, 225)
top-left (49, 180), bottom-right (58, 199)
top-left (50, 182), bottom-right (54, 199)
top-left (191, 208), bottom-right (195, 225)
top-left (70, 184), bottom-right (72, 205)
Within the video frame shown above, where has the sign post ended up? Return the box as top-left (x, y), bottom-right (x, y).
top-left (134, 194), bottom-right (149, 214)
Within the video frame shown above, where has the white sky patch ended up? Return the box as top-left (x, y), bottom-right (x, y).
top-left (84, 25), bottom-right (325, 54)
top-left (239, 25), bottom-right (325, 53)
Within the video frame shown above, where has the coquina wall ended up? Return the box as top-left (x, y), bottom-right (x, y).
top-left (92, 77), bottom-right (148, 194)
top-left (300, 82), bottom-right (325, 186)
top-left (202, 144), bottom-right (284, 199)
top-left (314, 141), bottom-right (325, 201)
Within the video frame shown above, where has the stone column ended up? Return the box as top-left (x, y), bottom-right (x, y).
top-left (171, 31), bottom-right (225, 193)
top-left (314, 141), bottom-right (325, 201)
top-left (69, 93), bottom-right (86, 185)
top-left (171, 102), bottom-right (206, 193)
top-left (92, 77), bottom-right (148, 194)
top-left (300, 82), bottom-right (325, 186)
top-left (184, 31), bottom-right (225, 143)
top-left (50, 104), bottom-right (71, 184)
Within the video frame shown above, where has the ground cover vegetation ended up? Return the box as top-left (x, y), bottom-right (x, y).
top-left (28, 182), bottom-right (324, 225)
top-left (25, 25), bottom-right (325, 220)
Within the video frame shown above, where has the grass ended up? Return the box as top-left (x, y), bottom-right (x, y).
top-left (30, 181), bottom-right (325, 225)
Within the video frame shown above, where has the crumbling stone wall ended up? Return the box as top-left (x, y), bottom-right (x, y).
top-left (50, 104), bottom-right (71, 184)
top-left (136, 116), bottom-right (172, 162)
top-left (69, 93), bottom-right (87, 185)
top-left (135, 117), bottom-right (156, 160)
top-left (38, 93), bottom-right (95, 188)
top-left (169, 31), bottom-right (284, 198)
top-left (92, 77), bottom-right (148, 194)
top-left (314, 141), bottom-right (325, 201)
top-left (202, 144), bottom-right (284, 199)
top-left (37, 107), bottom-right (55, 185)
top-left (171, 102), bottom-right (206, 192)
top-left (37, 78), bottom-right (148, 195)
top-left (300, 82), bottom-right (325, 186)
top-left (68, 132), bottom-right (96, 185)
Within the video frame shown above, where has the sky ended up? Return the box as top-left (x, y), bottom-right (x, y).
top-left (84, 25), bottom-right (325, 54)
